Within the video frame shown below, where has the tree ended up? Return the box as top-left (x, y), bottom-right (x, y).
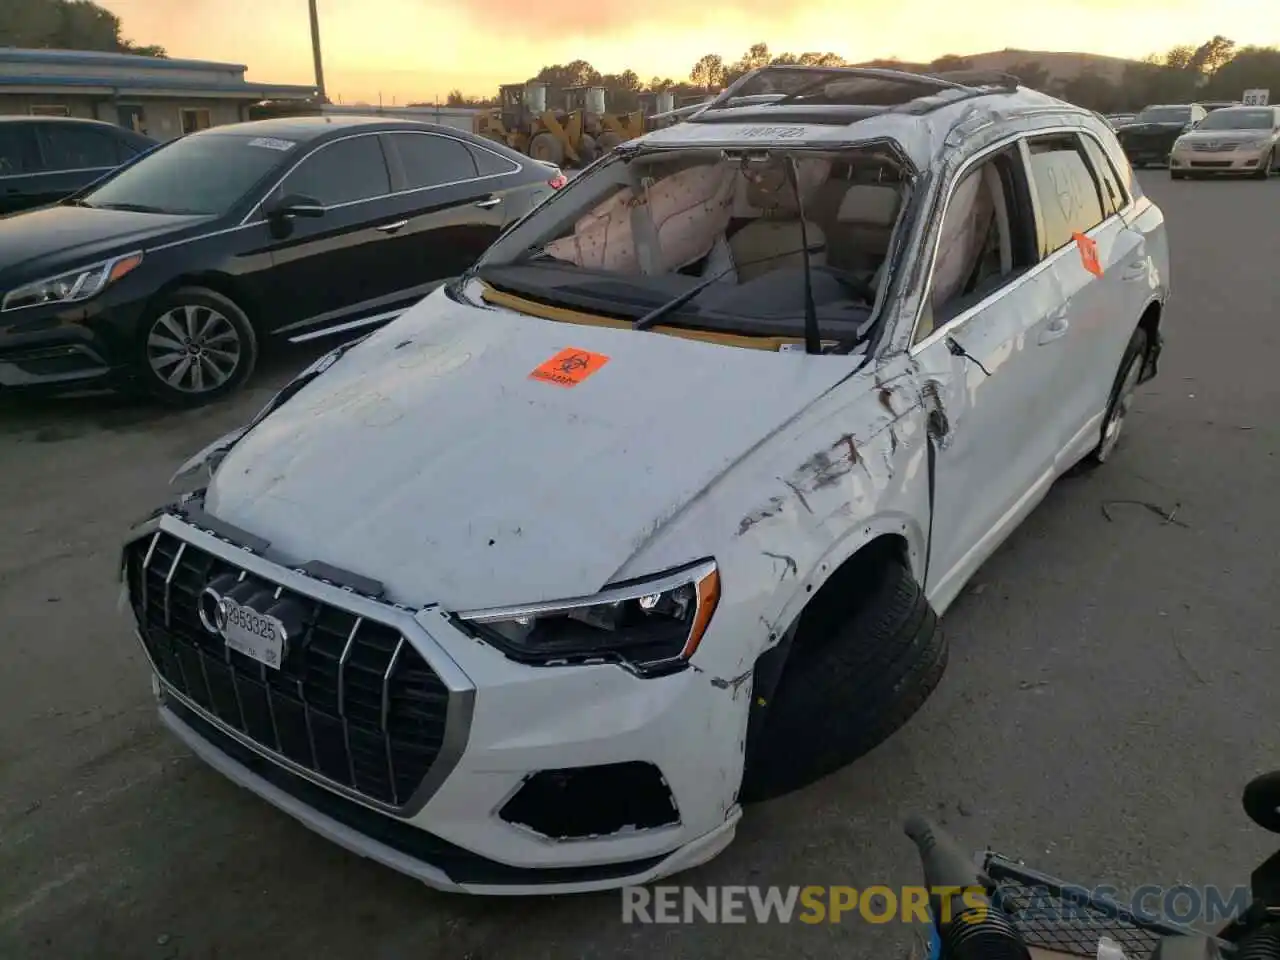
top-left (1058, 68), bottom-right (1122, 113)
top-left (1187, 35), bottom-right (1235, 75)
top-left (1007, 59), bottom-right (1050, 90)
top-left (1202, 45), bottom-right (1280, 100)
top-left (0, 0), bottom-right (165, 56)
top-left (532, 59), bottom-right (601, 91)
top-left (689, 53), bottom-right (726, 90)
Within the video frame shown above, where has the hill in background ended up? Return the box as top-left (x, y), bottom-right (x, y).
top-left (858, 47), bottom-right (1136, 85)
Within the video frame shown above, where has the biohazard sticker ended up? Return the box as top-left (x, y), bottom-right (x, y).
top-left (1073, 232), bottom-right (1103, 277)
top-left (529, 348), bottom-right (610, 388)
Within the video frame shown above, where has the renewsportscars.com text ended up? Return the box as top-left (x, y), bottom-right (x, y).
top-left (621, 884), bottom-right (1254, 925)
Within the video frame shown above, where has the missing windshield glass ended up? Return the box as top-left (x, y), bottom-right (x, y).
top-left (473, 145), bottom-right (910, 349)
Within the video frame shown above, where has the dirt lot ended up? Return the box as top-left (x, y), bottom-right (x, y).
top-left (2, 172), bottom-right (1279, 960)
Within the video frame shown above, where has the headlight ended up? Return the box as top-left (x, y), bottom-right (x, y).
top-left (458, 560), bottom-right (721, 674)
top-left (1, 251), bottom-right (143, 312)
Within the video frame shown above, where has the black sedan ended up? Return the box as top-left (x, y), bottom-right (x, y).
top-left (0, 116), bottom-right (565, 405)
top-left (0, 115), bottom-right (155, 215)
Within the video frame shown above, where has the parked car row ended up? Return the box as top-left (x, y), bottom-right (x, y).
top-left (1111, 101), bottom-right (1280, 178)
top-left (0, 116), bottom-right (565, 403)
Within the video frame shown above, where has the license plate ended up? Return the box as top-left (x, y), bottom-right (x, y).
top-left (221, 600), bottom-right (286, 670)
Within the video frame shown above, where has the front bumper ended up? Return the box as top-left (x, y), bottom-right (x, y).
top-left (0, 290), bottom-right (146, 391)
top-left (1120, 140), bottom-right (1176, 165)
top-left (1170, 147), bottom-right (1270, 174)
top-left (126, 512), bottom-right (747, 894)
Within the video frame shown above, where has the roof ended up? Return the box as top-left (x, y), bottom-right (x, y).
top-left (0, 46), bottom-right (246, 73)
top-left (0, 113), bottom-right (138, 129)
top-left (194, 115), bottom-right (466, 141)
top-left (0, 73), bottom-right (317, 99)
top-left (638, 64), bottom-right (1076, 171)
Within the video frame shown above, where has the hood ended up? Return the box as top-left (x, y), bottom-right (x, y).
top-left (1177, 128), bottom-right (1272, 145)
top-left (205, 290), bottom-right (857, 611)
top-left (0, 204), bottom-right (210, 282)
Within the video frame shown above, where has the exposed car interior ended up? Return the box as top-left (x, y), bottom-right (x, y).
top-left (476, 147), bottom-right (912, 345)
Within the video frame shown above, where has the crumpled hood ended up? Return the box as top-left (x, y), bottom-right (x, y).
top-left (206, 290), bottom-right (857, 611)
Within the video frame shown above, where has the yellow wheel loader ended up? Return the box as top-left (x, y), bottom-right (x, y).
top-left (472, 82), bottom-right (594, 168)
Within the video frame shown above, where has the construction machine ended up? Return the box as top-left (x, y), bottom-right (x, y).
top-left (563, 84), bottom-right (650, 154)
top-left (472, 81), bottom-right (593, 168)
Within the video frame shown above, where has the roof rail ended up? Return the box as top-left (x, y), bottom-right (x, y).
top-left (686, 64), bottom-right (1019, 120)
top-left (921, 69), bottom-right (1021, 92)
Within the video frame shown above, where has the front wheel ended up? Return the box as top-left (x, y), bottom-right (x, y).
top-left (137, 287), bottom-right (258, 407)
top-left (739, 554), bottom-right (946, 803)
top-left (1085, 326), bottom-right (1148, 467)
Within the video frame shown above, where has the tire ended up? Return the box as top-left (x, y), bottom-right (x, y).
top-left (739, 555), bottom-right (947, 803)
top-left (598, 131), bottom-right (623, 154)
top-left (1083, 326), bottom-right (1148, 468)
top-left (575, 134), bottom-right (598, 168)
top-left (1255, 147), bottom-right (1274, 180)
top-left (1171, 169), bottom-right (1185, 180)
top-left (528, 131), bottom-right (565, 166)
top-left (136, 286), bottom-right (258, 407)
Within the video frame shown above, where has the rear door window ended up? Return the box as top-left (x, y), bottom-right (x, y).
top-left (0, 124), bottom-right (40, 176)
top-left (1079, 135), bottom-right (1128, 216)
top-left (1023, 134), bottom-right (1106, 256)
top-left (282, 135), bottom-right (392, 206)
top-left (38, 125), bottom-right (123, 171)
top-left (468, 143), bottom-right (519, 177)
top-left (387, 132), bottom-right (478, 189)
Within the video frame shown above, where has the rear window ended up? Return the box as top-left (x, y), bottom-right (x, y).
top-left (0, 124), bottom-right (40, 175)
top-left (39, 124), bottom-right (122, 170)
top-left (1137, 107), bottom-right (1191, 124)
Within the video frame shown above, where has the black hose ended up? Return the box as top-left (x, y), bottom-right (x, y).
top-left (1236, 925), bottom-right (1280, 960)
top-left (904, 816), bottom-right (1032, 960)
top-left (942, 907), bottom-right (1035, 960)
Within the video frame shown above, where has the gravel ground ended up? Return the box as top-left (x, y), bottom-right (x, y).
top-left (1, 171), bottom-right (1277, 960)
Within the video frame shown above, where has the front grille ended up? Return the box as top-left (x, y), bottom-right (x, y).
top-left (126, 529), bottom-right (449, 808)
top-left (1190, 161), bottom-right (1233, 168)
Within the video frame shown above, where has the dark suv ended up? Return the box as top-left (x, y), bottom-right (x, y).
top-left (0, 116), bottom-right (155, 215)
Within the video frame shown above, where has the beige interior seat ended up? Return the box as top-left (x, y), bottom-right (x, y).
top-left (826, 184), bottom-right (901, 274)
top-left (727, 161), bottom-right (830, 282)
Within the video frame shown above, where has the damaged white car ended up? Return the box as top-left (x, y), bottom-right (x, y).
top-left (122, 66), bottom-right (1168, 894)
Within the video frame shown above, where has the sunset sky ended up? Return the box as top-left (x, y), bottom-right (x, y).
top-left (101, 0), bottom-right (1277, 104)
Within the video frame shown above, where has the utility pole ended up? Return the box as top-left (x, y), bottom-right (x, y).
top-left (308, 0), bottom-right (327, 101)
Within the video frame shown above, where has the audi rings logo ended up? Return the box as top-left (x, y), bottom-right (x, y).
top-left (198, 585), bottom-right (228, 635)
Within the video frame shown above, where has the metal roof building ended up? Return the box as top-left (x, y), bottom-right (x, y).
top-left (0, 47), bottom-right (318, 140)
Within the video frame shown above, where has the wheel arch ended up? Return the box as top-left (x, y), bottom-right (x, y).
top-left (1136, 297), bottom-right (1163, 381)
top-left (743, 526), bottom-right (921, 759)
top-left (145, 272), bottom-right (260, 332)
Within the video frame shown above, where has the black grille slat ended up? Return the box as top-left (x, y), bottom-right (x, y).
top-left (126, 530), bottom-right (449, 808)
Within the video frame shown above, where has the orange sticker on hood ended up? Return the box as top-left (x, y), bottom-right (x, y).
top-left (529, 348), bottom-right (610, 388)
top-left (1073, 232), bottom-right (1103, 277)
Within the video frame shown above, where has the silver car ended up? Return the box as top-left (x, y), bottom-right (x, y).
top-left (1171, 105), bottom-right (1280, 179)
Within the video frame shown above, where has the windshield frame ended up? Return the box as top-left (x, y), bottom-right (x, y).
top-left (1194, 108), bottom-right (1276, 132)
top-left (69, 131), bottom-right (294, 221)
top-left (468, 142), bottom-right (913, 352)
